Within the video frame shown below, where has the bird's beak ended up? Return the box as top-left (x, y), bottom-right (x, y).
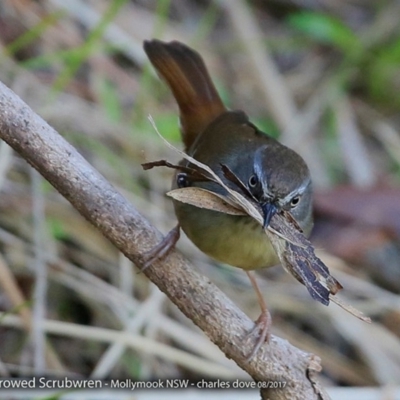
top-left (261, 202), bottom-right (278, 229)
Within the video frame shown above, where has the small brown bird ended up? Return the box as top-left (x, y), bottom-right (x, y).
top-left (143, 39), bottom-right (313, 359)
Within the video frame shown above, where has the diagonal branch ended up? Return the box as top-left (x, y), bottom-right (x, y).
top-left (0, 81), bottom-right (328, 400)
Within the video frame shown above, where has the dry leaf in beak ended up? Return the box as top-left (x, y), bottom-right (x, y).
top-left (167, 188), bottom-right (246, 216)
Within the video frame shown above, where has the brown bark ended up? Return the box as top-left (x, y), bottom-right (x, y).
top-left (0, 81), bottom-right (329, 400)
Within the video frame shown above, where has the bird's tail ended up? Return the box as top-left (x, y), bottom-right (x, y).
top-left (144, 40), bottom-right (226, 150)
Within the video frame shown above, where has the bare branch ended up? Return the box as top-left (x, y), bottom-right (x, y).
top-left (0, 81), bottom-right (328, 399)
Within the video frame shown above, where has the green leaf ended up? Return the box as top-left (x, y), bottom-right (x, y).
top-left (47, 218), bottom-right (68, 241)
top-left (287, 12), bottom-right (360, 53)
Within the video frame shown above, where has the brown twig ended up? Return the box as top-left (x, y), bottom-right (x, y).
top-left (0, 80), bottom-right (328, 399)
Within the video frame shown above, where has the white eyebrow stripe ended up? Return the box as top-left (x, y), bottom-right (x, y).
top-left (280, 178), bottom-right (311, 205)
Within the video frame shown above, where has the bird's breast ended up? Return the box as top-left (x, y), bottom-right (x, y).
top-left (174, 202), bottom-right (279, 269)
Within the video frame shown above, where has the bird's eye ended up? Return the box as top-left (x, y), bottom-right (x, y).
top-left (248, 175), bottom-right (258, 188)
top-left (290, 196), bottom-right (300, 207)
top-left (177, 173), bottom-right (189, 188)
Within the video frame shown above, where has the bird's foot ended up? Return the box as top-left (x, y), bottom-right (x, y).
top-left (244, 308), bottom-right (272, 362)
top-left (141, 224), bottom-right (180, 271)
